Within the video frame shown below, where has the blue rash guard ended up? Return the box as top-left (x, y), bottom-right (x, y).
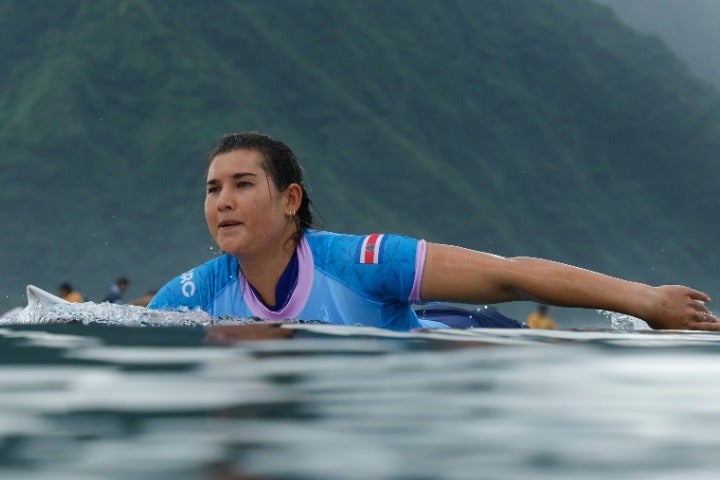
top-left (148, 230), bottom-right (448, 331)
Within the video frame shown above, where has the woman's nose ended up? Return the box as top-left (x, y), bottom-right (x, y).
top-left (216, 188), bottom-right (234, 210)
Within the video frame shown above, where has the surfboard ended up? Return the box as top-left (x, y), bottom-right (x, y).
top-left (10, 285), bottom-right (718, 347)
top-left (13, 285), bottom-right (524, 344)
top-left (27, 284), bottom-right (71, 307)
top-left (0, 285), bottom-right (69, 320)
top-left (20, 284), bottom-right (526, 330)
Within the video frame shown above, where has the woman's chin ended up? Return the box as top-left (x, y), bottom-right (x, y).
top-left (214, 238), bottom-right (245, 257)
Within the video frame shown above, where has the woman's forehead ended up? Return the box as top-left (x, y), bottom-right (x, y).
top-left (207, 149), bottom-right (265, 176)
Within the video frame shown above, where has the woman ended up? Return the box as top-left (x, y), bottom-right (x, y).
top-left (148, 131), bottom-right (719, 332)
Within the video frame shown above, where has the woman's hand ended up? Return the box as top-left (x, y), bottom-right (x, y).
top-left (205, 323), bottom-right (295, 343)
top-left (641, 285), bottom-right (720, 330)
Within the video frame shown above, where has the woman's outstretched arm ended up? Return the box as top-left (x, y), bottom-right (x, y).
top-left (420, 242), bottom-right (719, 330)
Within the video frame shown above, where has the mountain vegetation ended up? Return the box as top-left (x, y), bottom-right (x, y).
top-left (1, 0), bottom-right (719, 323)
top-left (595, 0), bottom-right (720, 89)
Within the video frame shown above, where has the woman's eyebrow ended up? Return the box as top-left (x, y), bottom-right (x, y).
top-left (206, 172), bottom-right (257, 185)
top-left (231, 172), bottom-right (257, 180)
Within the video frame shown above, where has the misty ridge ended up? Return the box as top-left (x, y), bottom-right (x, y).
top-left (595, 0), bottom-right (720, 89)
top-left (1, 0), bottom-right (719, 322)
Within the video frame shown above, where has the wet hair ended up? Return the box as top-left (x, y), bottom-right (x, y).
top-left (206, 131), bottom-right (316, 241)
top-left (59, 282), bottom-right (73, 292)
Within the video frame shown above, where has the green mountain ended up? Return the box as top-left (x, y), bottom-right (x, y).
top-left (2, 0), bottom-right (719, 321)
top-left (594, 0), bottom-right (720, 89)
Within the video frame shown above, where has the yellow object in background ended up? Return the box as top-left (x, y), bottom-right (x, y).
top-left (527, 304), bottom-right (556, 329)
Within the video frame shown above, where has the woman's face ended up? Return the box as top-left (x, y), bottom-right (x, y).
top-left (205, 149), bottom-right (292, 258)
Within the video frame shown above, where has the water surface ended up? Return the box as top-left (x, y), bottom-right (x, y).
top-left (1, 304), bottom-right (720, 479)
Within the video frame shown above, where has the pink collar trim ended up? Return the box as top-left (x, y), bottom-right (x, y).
top-left (240, 237), bottom-right (314, 320)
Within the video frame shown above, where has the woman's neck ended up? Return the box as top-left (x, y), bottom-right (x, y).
top-left (239, 240), bottom-right (297, 308)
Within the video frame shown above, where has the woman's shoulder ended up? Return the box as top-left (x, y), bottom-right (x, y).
top-left (304, 229), bottom-right (384, 252)
top-left (158, 253), bottom-right (238, 291)
top-left (304, 229), bottom-right (420, 264)
top-left (305, 229), bottom-right (417, 243)
top-left (148, 253), bottom-right (238, 310)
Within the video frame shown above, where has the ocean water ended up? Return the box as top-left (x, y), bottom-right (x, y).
top-left (1, 303), bottom-right (720, 480)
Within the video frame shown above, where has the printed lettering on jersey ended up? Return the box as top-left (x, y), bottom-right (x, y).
top-left (180, 269), bottom-right (196, 298)
top-left (356, 234), bottom-right (384, 264)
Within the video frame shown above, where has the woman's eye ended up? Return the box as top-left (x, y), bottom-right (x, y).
top-left (207, 186), bottom-right (220, 195)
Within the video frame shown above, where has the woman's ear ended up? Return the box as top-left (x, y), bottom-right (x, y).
top-left (285, 183), bottom-right (303, 215)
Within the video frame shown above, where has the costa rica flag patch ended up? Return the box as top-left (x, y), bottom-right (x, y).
top-left (357, 233), bottom-right (384, 264)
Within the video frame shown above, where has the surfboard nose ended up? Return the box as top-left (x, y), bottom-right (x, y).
top-left (26, 284), bottom-right (71, 307)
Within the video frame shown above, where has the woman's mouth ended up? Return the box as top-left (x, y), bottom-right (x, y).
top-left (218, 220), bottom-right (242, 229)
